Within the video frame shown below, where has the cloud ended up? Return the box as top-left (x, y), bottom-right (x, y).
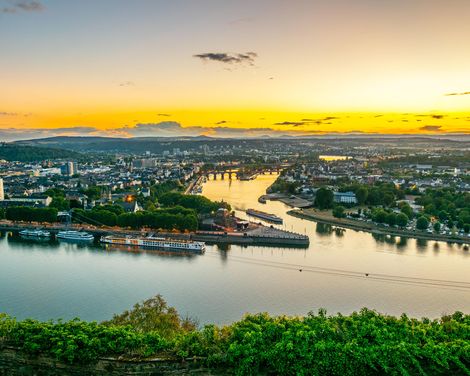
top-left (274, 117), bottom-right (340, 127)
top-left (274, 121), bottom-right (305, 127)
top-left (113, 121), bottom-right (324, 138)
top-left (157, 113), bottom-right (171, 117)
top-left (215, 120), bottom-right (227, 125)
top-left (118, 81), bottom-right (135, 87)
top-left (0, 126), bottom-right (103, 141)
top-left (193, 52), bottom-right (257, 65)
top-left (445, 91), bottom-right (470, 96)
top-left (229, 17), bottom-right (254, 25)
top-left (0, 111), bottom-right (18, 116)
top-left (1, 0), bottom-right (44, 13)
top-left (430, 114), bottom-right (444, 119)
top-left (419, 125), bottom-right (443, 132)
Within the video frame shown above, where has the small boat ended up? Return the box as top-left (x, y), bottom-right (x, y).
top-left (19, 229), bottom-right (51, 238)
top-left (246, 209), bottom-right (283, 224)
top-left (56, 230), bottom-right (94, 242)
top-left (100, 235), bottom-right (206, 253)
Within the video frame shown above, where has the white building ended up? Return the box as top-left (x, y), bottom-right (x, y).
top-left (0, 178), bottom-right (4, 201)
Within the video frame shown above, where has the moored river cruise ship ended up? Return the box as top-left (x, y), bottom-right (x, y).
top-left (100, 235), bottom-right (206, 253)
top-left (246, 208), bottom-right (283, 224)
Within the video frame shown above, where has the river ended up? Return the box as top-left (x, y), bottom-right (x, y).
top-left (0, 173), bottom-right (468, 324)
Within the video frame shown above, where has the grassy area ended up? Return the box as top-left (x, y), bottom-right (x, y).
top-left (1, 298), bottom-right (469, 375)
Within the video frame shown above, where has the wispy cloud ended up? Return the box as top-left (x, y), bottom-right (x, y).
top-left (419, 125), bottom-right (443, 132)
top-left (1, 1), bottom-right (44, 13)
top-left (215, 120), bottom-right (227, 125)
top-left (445, 91), bottom-right (470, 96)
top-left (193, 52), bottom-right (257, 66)
top-left (0, 111), bottom-right (18, 116)
top-left (118, 81), bottom-right (135, 87)
top-left (157, 113), bottom-right (171, 117)
top-left (274, 116), bottom-right (340, 127)
top-left (274, 121), bottom-right (305, 127)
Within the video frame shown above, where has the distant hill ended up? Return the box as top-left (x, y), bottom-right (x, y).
top-left (14, 135), bottom-right (469, 154)
top-left (0, 143), bottom-right (82, 162)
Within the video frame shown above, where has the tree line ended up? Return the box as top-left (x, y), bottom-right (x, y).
top-left (1, 296), bottom-right (468, 375)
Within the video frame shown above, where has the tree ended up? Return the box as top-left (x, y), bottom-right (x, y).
top-left (367, 188), bottom-right (382, 206)
top-left (385, 213), bottom-right (396, 226)
top-left (84, 186), bottom-right (102, 200)
top-left (373, 209), bottom-right (387, 223)
top-left (355, 187), bottom-right (368, 205)
top-left (382, 192), bottom-right (395, 207)
top-left (103, 295), bottom-right (196, 337)
top-left (399, 203), bottom-right (413, 219)
top-left (396, 213), bottom-right (408, 228)
top-left (332, 206), bottom-right (345, 218)
top-left (50, 196), bottom-right (70, 211)
top-left (314, 188), bottom-right (334, 210)
top-left (416, 216), bottom-right (429, 230)
top-left (433, 222), bottom-right (441, 233)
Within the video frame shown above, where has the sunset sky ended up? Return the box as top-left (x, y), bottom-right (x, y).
top-left (1, 0), bottom-right (470, 139)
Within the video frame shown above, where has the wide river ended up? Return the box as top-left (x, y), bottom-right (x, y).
top-left (0, 174), bottom-right (469, 324)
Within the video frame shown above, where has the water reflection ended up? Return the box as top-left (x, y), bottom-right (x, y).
top-left (7, 233), bottom-right (61, 250)
top-left (416, 239), bottom-right (428, 251)
top-left (396, 237), bottom-right (408, 248)
top-left (315, 223), bottom-right (334, 236)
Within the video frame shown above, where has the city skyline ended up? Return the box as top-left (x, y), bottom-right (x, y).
top-left (1, 0), bottom-right (470, 138)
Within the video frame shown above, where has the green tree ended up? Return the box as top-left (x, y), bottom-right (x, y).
top-left (385, 213), bottom-right (396, 226)
top-left (373, 209), bottom-right (387, 223)
top-left (399, 203), bottom-right (413, 219)
top-left (355, 187), bottom-right (368, 205)
top-left (332, 206), bottom-right (345, 218)
top-left (103, 295), bottom-right (196, 337)
top-left (416, 216), bottom-right (429, 230)
top-left (84, 186), bottom-right (102, 200)
top-left (433, 222), bottom-right (441, 233)
top-left (314, 188), bottom-right (334, 210)
top-left (396, 213), bottom-right (408, 227)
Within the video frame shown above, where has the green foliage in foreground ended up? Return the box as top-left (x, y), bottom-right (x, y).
top-left (1, 306), bottom-right (469, 375)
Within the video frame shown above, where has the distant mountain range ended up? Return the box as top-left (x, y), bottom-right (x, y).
top-left (12, 135), bottom-right (469, 155)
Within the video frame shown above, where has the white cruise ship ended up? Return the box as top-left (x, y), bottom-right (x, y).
top-left (56, 230), bottom-right (94, 242)
top-left (100, 235), bottom-right (206, 252)
top-left (19, 229), bottom-right (51, 238)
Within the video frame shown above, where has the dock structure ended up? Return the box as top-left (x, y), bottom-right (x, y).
top-left (192, 226), bottom-right (309, 247)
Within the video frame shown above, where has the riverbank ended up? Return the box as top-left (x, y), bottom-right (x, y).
top-left (288, 209), bottom-right (470, 245)
top-left (0, 220), bottom-right (309, 248)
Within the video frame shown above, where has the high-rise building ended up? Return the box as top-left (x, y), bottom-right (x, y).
top-left (0, 178), bottom-right (4, 201)
top-left (61, 162), bottom-right (77, 176)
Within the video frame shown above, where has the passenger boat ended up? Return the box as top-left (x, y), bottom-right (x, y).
top-left (19, 229), bottom-right (51, 238)
top-left (100, 235), bottom-right (206, 253)
top-left (56, 230), bottom-right (94, 241)
top-left (246, 209), bottom-right (283, 224)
